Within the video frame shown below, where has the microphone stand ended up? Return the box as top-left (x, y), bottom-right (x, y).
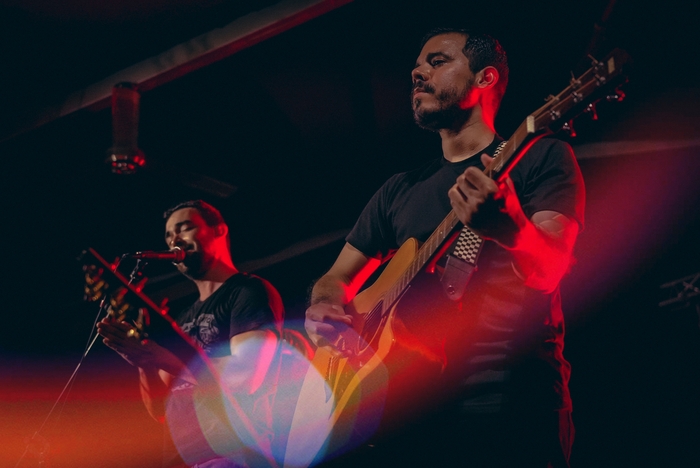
top-left (14, 255), bottom-right (146, 468)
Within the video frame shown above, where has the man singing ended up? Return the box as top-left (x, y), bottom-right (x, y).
top-left (98, 200), bottom-right (285, 467)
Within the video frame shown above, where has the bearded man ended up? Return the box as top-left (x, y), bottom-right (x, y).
top-left (305, 29), bottom-right (585, 467)
top-left (99, 200), bottom-right (286, 467)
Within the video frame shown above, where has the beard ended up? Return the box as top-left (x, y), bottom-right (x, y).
top-left (178, 250), bottom-right (207, 279)
top-left (412, 79), bottom-right (473, 132)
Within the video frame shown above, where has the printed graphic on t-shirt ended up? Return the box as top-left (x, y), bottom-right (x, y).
top-left (180, 313), bottom-right (220, 352)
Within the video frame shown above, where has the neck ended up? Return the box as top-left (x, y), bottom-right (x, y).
top-left (193, 260), bottom-right (239, 302)
top-left (439, 110), bottom-right (496, 163)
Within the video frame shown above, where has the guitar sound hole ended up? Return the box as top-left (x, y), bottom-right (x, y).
top-left (359, 301), bottom-right (383, 352)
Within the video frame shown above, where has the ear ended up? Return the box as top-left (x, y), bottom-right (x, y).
top-left (214, 223), bottom-right (228, 238)
top-left (475, 66), bottom-right (499, 90)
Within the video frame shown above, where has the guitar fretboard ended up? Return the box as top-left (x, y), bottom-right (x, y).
top-left (380, 138), bottom-right (518, 315)
top-left (382, 210), bottom-right (462, 311)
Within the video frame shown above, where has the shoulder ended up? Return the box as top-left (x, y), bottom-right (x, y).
top-left (223, 273), bottom-right (275, 299)
top-left (230, 273), bottom-right (285, 328)
top-left (515, 137), bottom-right (579, 176)
top-left (356, 158), bottom-right (444, 220)
top-left (529, 137), bottom-right (574, 158)
top-left (376, 158), bottom-right (444, 196)
top-left (401, 157), bottom-right (445, 183)
top-left (535, 138), bottom-right (578, 163)
top-left (361, 170), bottom-right (412, 209)
top-left (513, 137), bottom-right (585, 227)
top-left (176, 300), bottom-right (201, 327)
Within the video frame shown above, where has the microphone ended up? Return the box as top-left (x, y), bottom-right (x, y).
top-left (129, 247), bottom-right (186, 263)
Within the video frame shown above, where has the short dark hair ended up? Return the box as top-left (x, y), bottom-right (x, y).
top-left (420, 28), bottom-right (509, 111)
top-left (163, 200), bottom-right (225, 227)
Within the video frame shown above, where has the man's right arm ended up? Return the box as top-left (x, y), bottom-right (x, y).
top-left (305, 243), bottom-right (380, 348)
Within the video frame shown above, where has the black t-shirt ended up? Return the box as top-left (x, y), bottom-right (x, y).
top-left (346, 136), bottom-right (585, 414)
top-left (177, 273), bottom-right (281, 357)
top-left (164, 273), bottom-right (284, 467)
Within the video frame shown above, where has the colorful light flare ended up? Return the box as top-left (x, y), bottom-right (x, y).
top-left (2, 356), bottom-right (163, 468)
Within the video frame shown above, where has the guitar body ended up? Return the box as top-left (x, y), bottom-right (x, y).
top-left (285, 239), bottom-right (445, 468)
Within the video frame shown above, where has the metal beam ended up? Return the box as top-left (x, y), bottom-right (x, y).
top-left (3, 0), bottom-right (352, 142)
top-left (574, 138), bottom-right (700, 159)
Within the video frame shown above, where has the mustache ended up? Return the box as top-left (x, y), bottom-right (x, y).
top-left (412, 80), bottom-right (435, 95)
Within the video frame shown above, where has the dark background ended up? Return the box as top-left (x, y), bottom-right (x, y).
top-left (1, 0), bottom-right (699, 466)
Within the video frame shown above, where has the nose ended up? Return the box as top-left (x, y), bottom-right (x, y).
top-left (411, 64), bottom-right (429, 84)
top-left (169, 234), bottom-right (185, 248)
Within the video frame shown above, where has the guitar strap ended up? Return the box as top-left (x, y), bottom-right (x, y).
top-left (440, 140), bottom-right (508, 301)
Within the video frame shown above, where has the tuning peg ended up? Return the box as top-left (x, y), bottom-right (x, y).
top-left (562, 120), bottom-right (577, 138)
top-left (585, 103), bottom-right (599, 120)
top-left (569, 71), bottom-right (581, 89)
top-left (135, 276), bottom-right (148, 292)
top-left (159, 297), bottom-right (170, 313)
top-left (84, 286), bottom-right (104, 302)
top-left (588, 54), bottom-right (604, 71)
top-left (606, 87), bottom-right (626, 102)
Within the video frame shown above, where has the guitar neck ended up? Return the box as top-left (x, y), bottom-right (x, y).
top-left (487, 119), bottom-right (548, 182)
top-left (489, 50), bottom-right (630, 181)
top-left (383, 210), bottom-right (462, 309)
top-left (381, 126), bottom-right (533, 311)
top-left (381, 122), bottom-right (547, 310)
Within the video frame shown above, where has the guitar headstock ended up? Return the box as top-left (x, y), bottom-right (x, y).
top-left (486, 48), bottom-right (631, 179)
top-left (81, 248), bottom-right (167, 339)
top-left (529, 48), bottom-right (631, 135)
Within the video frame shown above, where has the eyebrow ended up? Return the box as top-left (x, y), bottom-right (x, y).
top-left (414, 51), bottom-right (452, 68)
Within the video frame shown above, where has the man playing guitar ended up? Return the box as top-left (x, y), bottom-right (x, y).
top-left (305, 29), bottom-right (585, 467)
top-left (98, 200), bottom-right (286, 467)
